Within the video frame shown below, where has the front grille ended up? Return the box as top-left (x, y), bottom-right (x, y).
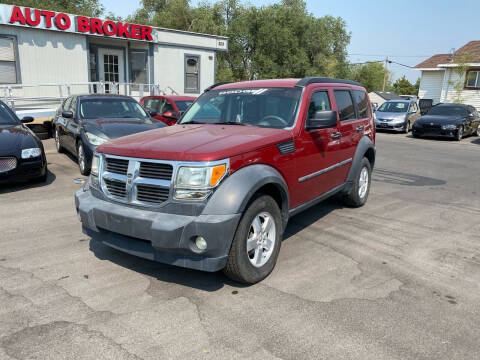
top-left (423, 124), bottom-right (441, 129)
top-left (139, 162), bottom-right (173, 180)
top-left (136, 184), bottom-right (169, 204)
top-left (0, 157), bottom-right (17, 173)
top-left (106, 158), bottom-right (129, 175)
top-left (105, 179), bottom-right (127, 198)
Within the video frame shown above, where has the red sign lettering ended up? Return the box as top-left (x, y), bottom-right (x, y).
top-left (55, 13), bottom-right (70, 30)
top-left (40, 10), bottom-right (55, 28)
top-left (9, 6), bottom-right (26, 25)
top-left (8, 6), bottom-right (154, 42)
top-left (25, 8), bottom-right (41, 26)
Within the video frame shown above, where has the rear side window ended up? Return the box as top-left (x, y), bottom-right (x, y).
top-left (334, 90), bottom-right (355, 121)
top-left (308, 91), bottom-right (331, 120)
top-left (144, 98), bottom-right (162, 112)
top-left (352, 90), bottom-right (370, 118)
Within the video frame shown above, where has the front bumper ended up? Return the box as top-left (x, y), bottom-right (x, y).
top-left (0, 156), bottom-right (46, 184)
top-left (75, 190), bottom-right (241, 272)
top-left (412, 127), bottom-right (457, 138)
top-left (375, 120), bottom-right (405, 131)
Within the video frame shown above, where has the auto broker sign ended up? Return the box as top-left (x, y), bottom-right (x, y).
top-left (0, 4), bottom-right (154, 42)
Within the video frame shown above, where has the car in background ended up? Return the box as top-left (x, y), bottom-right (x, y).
top-left (374, 99), bottom-right (420, 133)
top-left (0, 100), bottom-right (47, 184)
top-left (53, 94), bottom-right (166, 175)
top-left (412, 103), bottom-right (480, 141)
top-left (140, 95), bottom-right (196, 126)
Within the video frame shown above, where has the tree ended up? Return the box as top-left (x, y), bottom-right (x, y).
top-left (2, 0), bottom-right (104, 17)
top-left (348, 62), bottom-right (391, 93)
top-left (448, 53), bottom-right (474, 104)
top-left (392, 75), bottom-right (416, 95)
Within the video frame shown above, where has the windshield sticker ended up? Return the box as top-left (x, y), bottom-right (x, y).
top-left (218, 89), bottom-right (268, 96)
top-left (396, 103), bottom-right (405, 109)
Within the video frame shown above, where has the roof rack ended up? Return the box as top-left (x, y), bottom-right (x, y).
top-left (204, 82), bottom-right (232, 92)
top-left (295, 77), bottom-right (362, 88)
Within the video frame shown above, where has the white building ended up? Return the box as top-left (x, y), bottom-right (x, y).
top-left (0, 3), bottom-right (228, 110)
top-left (415, 41), bottom-right (480, 110)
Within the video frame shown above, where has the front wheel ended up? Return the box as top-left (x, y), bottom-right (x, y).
top-left (343, 157), bottom-right (372, 208)
top-left (55, 128), bottom-right (64, 153)
top-left (77, 142), bottom-right (90, 176)
top-left (224, 195), bottom-right (282, 284)
top-left (456, 126), bottom-right (463, 141)
top-left (475, 125), bottom-right (480, 137)
top-left (403, 121), bottom-right (410, 133)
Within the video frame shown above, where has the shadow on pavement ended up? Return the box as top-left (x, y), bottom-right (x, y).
top-left (0, 169), bottom-right (56, 194)
top-left (373, 168), bottom-right (446, 186)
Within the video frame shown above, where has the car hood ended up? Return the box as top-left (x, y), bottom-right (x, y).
top-left (0, 124), bottom-right (39, 156)
top-left (415, 115), bottom-right (464, 125)
top-left (83, 117), bottom-right (164, 139)
top-left (97, 124), bottom-right (293, 161)
top-left (375, 111), bottom-right (406, 120)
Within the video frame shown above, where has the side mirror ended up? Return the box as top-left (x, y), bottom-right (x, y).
top-left (163, 111), bottom-right (177, 119)
top-left (306, 110), bottom-right (338, 130)
top-left (468, 113), bottom-right (475, 119)
top-left (21, 116), bottom-right (34, 124)
top-left (62, 110), bottom-right (73, 118)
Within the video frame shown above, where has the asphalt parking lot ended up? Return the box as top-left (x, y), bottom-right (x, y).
top-left (1, 132), bottom-right (480, 360)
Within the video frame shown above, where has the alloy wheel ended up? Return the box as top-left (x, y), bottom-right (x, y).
top-left (358, 166), bottom-right (369, 199)
top-left (55, 129), bottom-right (60, 151)
top-left (246, 211), bottom-right (276, 268)
top-left (78, 143), bottom-right (86, 172)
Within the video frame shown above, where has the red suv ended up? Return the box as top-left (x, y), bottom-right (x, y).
top-left (76, 78), bottom-right (375, 284)
top-left (140, 95), bottom-right (196, 126)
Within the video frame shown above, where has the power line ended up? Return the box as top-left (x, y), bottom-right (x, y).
top-left (348, 53), bottom-right (430, 58)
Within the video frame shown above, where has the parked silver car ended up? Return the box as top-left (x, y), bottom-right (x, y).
top-left (374, 100), bottom-right (420, 133)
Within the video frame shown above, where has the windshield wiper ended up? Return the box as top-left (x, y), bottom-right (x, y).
top-left (215, 121), bottom-right (249, 126)
top-left (181, 120), bottom-right (208, 125)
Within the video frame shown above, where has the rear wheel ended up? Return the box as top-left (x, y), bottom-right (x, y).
top-left (343, 158), bottom-right (372, 208)
top-left (224, 195), bottom-right (282, 284)
top-left (456, 126), bottom-right (463, 141)
top-left (77, 142), bottom-right (90, 176)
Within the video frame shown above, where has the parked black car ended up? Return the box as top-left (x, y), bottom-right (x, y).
top-left (53, 94), bottom-right (165, 175)
top-left (412, 103), bottom-right (480, 141)
top-left (0, 100), bottom-right (47, 184)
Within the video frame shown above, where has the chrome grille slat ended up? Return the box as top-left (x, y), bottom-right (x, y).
top-left (104, 179), bottom-right (127, 198)
top-left (136, 184), bottom-right (169, 204)
top-left (105, 158), bottom-right (129, 175)
top-left (0, 157), bottom-right (17, 173)
top-left (139, 162), bottom-right (173, 180)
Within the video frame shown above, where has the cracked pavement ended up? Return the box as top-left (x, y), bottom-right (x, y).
top-left (1, 134), bottom-right (480, 359)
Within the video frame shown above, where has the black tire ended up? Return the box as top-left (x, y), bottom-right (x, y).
top-left (403, 121), bottom-right (410, 134)
top-left (343, 157), bottom-right (372, 208)
top-left (54, 127), bottom-right (64, 153)
top-left (413, 132), bottom-right (421, 138)
top-left (475, 125), bottom-right (480, 137)
top-left (34, 166), bottom-right (48, 183)
top-left (455, 126), bottom-right (463, 141)
top-left (77, 141), bottom-right (90, 176)
top-left (223, 195), bottom-right (282, 284)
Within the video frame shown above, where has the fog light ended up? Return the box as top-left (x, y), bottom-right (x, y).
top-left (195, 236), bottom-right (207, 251)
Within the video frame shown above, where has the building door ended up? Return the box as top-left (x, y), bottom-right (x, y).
top-left (98, 48), bottom-right (125, 85)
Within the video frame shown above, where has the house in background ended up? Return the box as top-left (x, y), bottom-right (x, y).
top-left (415, 41), bottom-right (480, 109)
top-left (368, 91), bottom-right (403, 108)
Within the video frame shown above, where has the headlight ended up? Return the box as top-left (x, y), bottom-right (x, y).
top-left (85, 132), bottom-right (108, 146)
top-left (441, 124), bottom-right (457, 130)
top-left (21, 148), bottom-right (41, 159)
top-left (91, 153), bottom-right (100, 176)
top-left (174, 163), bottom-right (227, 200)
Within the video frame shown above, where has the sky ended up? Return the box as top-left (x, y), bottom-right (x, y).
top-left (101, 0), bottom-right (480, 83)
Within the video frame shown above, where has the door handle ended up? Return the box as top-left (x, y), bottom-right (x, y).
top-left (330, 132), bottom-right (342, 140)
top-left (356, 125), bottom-right (364, 132)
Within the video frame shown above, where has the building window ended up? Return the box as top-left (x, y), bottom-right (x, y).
top-left (465, 70), bottom-right (480, 89)
top-left (89, 49), bottom-right (97, 82)
top-left (185, 55), bottom-right (200, 93)
top-left (0, 37), bottom-right (18, 84)
top-left (130, 50), bottom-right (148, 84)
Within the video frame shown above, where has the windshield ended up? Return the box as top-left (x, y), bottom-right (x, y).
top-left (427, 105), bottom-right (467, 117)
top-left (0, 102), bottom-right (19, 125)
top-left (179, 87), bottom-right (302, 128)
top-left (176, 100), bottom-right (194, 112)
top-left (79, 98), bottom-right (149, 119)
top-left (377, 101), bottom-right (409, 113)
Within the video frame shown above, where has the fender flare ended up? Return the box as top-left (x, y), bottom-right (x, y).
top-left (202, 164), bottom-right (290, 229)
top-left (344, 135), bottom-right (376, 192)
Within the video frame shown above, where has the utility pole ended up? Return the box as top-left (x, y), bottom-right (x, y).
top-left (382, 56), bottom-right (389, 91)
